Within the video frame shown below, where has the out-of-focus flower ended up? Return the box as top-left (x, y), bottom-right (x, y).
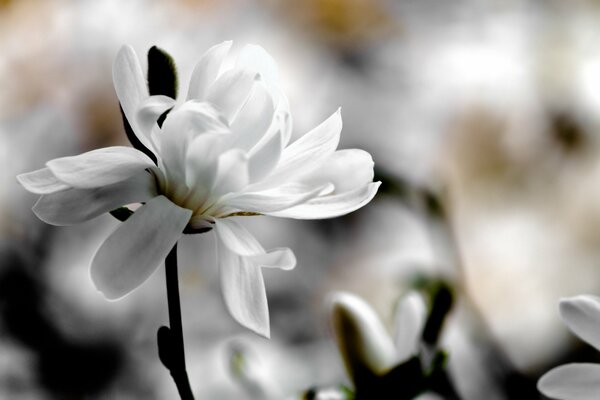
top-left (17, 42), bottom-right (379, 338)
top-left (538, 295), bottom-right (600, 400)
top-left (329, 291), bottom-right (426, 390)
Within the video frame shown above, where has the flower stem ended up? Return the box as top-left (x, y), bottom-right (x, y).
top-left (163, 243), bottom-right (195, 400)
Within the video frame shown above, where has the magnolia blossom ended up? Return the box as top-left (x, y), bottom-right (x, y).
top-left (329, 291), bottom-right (426, 383)
top-left (538, 295), bottom-right (600, 400)
top-left (17, 42), bottom-right (379, 337)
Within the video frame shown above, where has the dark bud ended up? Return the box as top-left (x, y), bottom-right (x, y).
top-left (147, 46), bottom-right (178, 128)
top-left (157, 326), bottom-right (173, 370)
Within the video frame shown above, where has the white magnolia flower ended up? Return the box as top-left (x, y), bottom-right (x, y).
top-left (538, 295), bottom-right (600, 400)
top-left (329, 291), bottom-right (426, 383)
top-left (17, 42), bottom-right (380, 338)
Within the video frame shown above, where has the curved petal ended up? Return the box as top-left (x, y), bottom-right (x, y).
top-left (237, 44), bottom-right (291, 144)
top-left (246, 248), bottom-right (296, 270)
top-left (217, 231), bottom-right (270, 338)
top-left (223, 183), bottom-right (332, 213)
top-left (155, 102), bottom-right (228, 185)
top-left (298, 149), bottom-right (374, 193)
top-left (247, 128), bottom-right (282, 183)
top-left (329, 292), bottom-right (397, 381)
top-left (230, 80), bottom-right (275, 152)
top-left (214, 218), bottom-right (295, 269)
top-left (394, 292), bottom-right (427, 363)
top-left (560, 295), bottom-right (600, 352)
top-left (207, 68), bottom-right (258, 123)
top-left (136, 95), bottom-right (176, 135)
top-left (17, 167), bottom-right (70, 194)
top-left (259, 109), bottom-right (342, 189)
top-left (90, 195), bottom-right (191, 300)
top-left (182, 131), bottom-right (229, 209)
top-left (47, 146), bottom-right (155, 189)
top-left (187, 41), bottom-right (232, 100)
top-left (538, 363), bottom-right (600, 400)
top-left (214, 218), bottom-right (264, 256)
top-left (113, 45), bottom-right (151, 149)
top-left (211, 149), bottom-right (249, 197)
top-left (33, 171), bottom-right (157, 226)
top-left (268, 181), bottom-right (380, 219)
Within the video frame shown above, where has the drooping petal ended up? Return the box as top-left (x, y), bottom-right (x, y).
top-left (230, 81), bottom-right (275, 152)
top-left (47, 146), bottom-right (155, 189)
top-left (214, 218), bottom-right (296, 270)
top-left (538, 363), bottom-right (600, 400)
top-left (136, 95), bottom-right (177, 135)
top-left (214, 218), bottom-right (264, 256)
top-left (17, 167), bottom-right (70, 194)
top-left (246, 248), bottom-right (296, 270)
top-left (206, 68), bottom-right (258, 123)
top-left (216, 230), bottom-right (270, 337)
top-left (394, 292), bottom-right (427, 363)
top-left (298, 149), bottom-right (374, 193)
top-left (113, 45), bottom-right (151, 149)
top-left (560, 295), bottom-right (600, 351)
top-left (187, 41), bottom-right (232, 100)
top-left (90, 195), bottom-right (191, 300)
top-left (223, 183), bottom-right (332, 213)
top-left (268, 182), bottom-right (380, 219)
top-left (329, 292), bottom-right (397, 382)
top-left (257, 109), bottom-right (342, 189)
top-left (33, 171), bottom-right (157, 226)
top-left (211, 149), bottom-right (249, 197)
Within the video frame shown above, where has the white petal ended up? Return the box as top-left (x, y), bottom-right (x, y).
top-left (262, 109), bottom-right (342, 189)
top-left (237, 44), bottom-right (280, 89)
top-left (183, 132), bottom-right (228, 208)
top-left (17, 167), bottom-right (70, 194)
top-left (223, 183), bottom-right (332, 213)
top-left (246, 248), bottom-right (296, 270)
top-left (217, 232), bottom-right (270, 337)
top-left (237, 45), bottom-right (290, 144)
top-left (47, 146), bottom-right (155, 189)
top-left (329, 292), bottom-right (397, 380)
top-left (268, 181), bottom-right (380, 219)
top-left (155, 101), bottom-right (228, 185)
top-left (214, 218), bottom-right (296, 270)
top-left (299, 149), bottom-right (374, 193)
top-left (207, 68), bottom-right (258, 123)
top-left (90, 195), bottom-right (191, 300)
top-left (538, 363), bottom-right (600, 400)
top-left (395, 292), bottom-right (427, 363)
top-left (230, 81), bottom-right (275, 152)
top-left (247, 128), bottom-right (282, 183)
top-left (187, 41), bottom-right (232, 100)
top-left (211, 149), bottom-right (249, 197)
top-left (113, 45), bottom-right (151, 149)
top-left (33, 171), bottom-right (157, 226)
top-left (560, 295), bottom-right (600, 351)
top-left (136, 95), bottom-right (176, 135)
top-left (214, 218), bottom-right (264, 256)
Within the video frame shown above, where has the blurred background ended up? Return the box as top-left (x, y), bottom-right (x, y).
top-left (3, 0), bottom-right (600, 399)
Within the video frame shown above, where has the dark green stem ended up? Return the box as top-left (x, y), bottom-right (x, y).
top-left (164, 243), bottom-right (194, 400)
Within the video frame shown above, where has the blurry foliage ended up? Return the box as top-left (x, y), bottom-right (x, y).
top-left (0, 241), bottom-right (123, 398)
